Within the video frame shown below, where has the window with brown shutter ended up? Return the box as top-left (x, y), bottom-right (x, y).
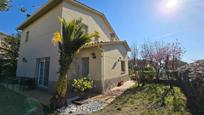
top-left (121, 61), bottom-right (126, 73)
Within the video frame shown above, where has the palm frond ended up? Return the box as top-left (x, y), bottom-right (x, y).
top-left (53, 18), bottom-right (100, 98)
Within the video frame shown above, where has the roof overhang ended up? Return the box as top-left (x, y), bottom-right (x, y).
top-left (82, 41), bottom-right (131, 51)
top-left (122, 40), bottom-right (131, 51)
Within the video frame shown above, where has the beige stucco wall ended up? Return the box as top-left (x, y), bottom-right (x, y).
top-left (16, 3), bottom-right (63, 82)
top-left (16, 1), bottom-right (111, 93)
top-left (67, 47), bottom-right (104, 93)
top-left (68, 48), bottom-right (102, 80)
top-left (16, 0), bottom-right (129, 93)
top-left (102, 43), bottom-right (129, 91)
top-left (62, 1), bottom-right (113, 42)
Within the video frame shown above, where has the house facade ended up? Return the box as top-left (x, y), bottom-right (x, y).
top-left (16, 0), bottom-right (130, 94)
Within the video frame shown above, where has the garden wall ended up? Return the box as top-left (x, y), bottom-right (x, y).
top-left (177, 60), bottom-right (204, 114)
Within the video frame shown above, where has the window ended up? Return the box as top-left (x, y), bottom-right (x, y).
top-left (25, 31), bottom-right (29, 42)
top-left (121, 61), bottom-right (126, 73)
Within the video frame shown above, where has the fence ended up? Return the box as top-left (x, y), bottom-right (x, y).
top-left (177, 69), bottom-right (204, 114)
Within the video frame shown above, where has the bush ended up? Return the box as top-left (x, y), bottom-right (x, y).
top-left (139, 66), bottom-right (156, 81)
top-left (144, 84), bottom-right (187, 113)
top-left (72, 77), bottom-right (93, 95)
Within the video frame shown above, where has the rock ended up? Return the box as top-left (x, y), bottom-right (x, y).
top-left (54, 99), bottom-right (107, 115)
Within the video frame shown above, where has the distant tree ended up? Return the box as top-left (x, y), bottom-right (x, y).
top-left (0, 0), bottom-right (46, 17)
top-left (0, 0), bottom-right (9, 11)
top-left (140, 40), bottom-right (184, 82)
top-left (140, 41), bottom-right (154, 64)
top-left (0, 33), bottom-right (20, 76)
top-left (130, 44), bottom-right (139, 81)
top-left (164, 40), bottom-right (184, 88)
top-left (140, 41), bottom-right (166, 81)
top-left (169, 40), bottom-right (184, 70)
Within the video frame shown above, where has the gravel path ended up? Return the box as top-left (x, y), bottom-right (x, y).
top-left (55, 99), bottom-right (107, 115)
top-left (54, 80), bottom-right (135, 115)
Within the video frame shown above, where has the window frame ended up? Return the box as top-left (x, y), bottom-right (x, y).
top-left (81, 57), bottom-right (89, 76)
top-left (121, 60), bottom-right (126, 74)
top-left (25, 31), bottom-right (29, 42)
top-left (35, 57), bottom-right (50, 88)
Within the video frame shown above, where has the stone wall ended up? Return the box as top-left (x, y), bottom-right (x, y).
top-left (177, 60), bottom-right (204, 114)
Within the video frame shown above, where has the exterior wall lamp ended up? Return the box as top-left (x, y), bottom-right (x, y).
top-left (91, 52), bottom-right (96, 59)
top-left (118, 57), bottom-right (122, 62)
top-left (22, 57), bottom-right (28, 63)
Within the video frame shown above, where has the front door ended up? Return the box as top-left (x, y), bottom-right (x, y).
top-left (82, 57), bottom-right (89, 76)
top-left (36, 57), bottom-right (50, 88)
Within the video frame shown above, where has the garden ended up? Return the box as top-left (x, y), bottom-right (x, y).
top-left (92, 83), bottom-right (191, 115)
top-left (0, 15), bottom-right (203, 115)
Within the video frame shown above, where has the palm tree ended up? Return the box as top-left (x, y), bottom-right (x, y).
top-left (50, 18), bottom-right (99, 109)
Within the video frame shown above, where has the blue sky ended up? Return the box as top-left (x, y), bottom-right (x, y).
top-left (0, 0), bottom-right (204, 62)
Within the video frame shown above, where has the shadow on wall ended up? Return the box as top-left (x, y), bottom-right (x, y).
top-left (112, 61), bottom-right (118, 69)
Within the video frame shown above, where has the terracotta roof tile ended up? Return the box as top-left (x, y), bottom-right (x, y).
top-left (81, 40), bottom-right (131, 51)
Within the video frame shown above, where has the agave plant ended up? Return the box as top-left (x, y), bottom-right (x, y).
top-left (50, 18), bottom-right (99, 109)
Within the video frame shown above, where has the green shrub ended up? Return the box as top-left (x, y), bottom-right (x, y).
top-left (144, 84), bottom-right (187, 113)
top-left (72, 77), bottom-right (93, 95)
top-left (139, 66), bottom-right (156, 81)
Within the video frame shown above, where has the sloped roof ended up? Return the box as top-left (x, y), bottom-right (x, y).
top-left (17, 0), bottom-right (118, 40)
top-left (82, 41), bottom-right (131, 51)
top-left (17, 0), bottom-right (61, 30)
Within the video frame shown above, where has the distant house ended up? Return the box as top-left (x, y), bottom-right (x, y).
top-left (16, 0), bottom-right (130, 94)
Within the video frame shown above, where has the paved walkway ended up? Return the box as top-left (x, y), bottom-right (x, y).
top-left (92, 80), bottom-right (135, 104)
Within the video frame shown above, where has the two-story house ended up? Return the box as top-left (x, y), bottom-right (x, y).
top-left (16, 0), bottom-right (130, 94)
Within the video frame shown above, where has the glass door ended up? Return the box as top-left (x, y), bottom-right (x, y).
top-left (36, 57), bottom-right (50, 88)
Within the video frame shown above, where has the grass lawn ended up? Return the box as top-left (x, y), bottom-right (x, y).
top-left (0, 85), bottom-right (45, 115)
top-left (92, 83), bottom-right (191, 115)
